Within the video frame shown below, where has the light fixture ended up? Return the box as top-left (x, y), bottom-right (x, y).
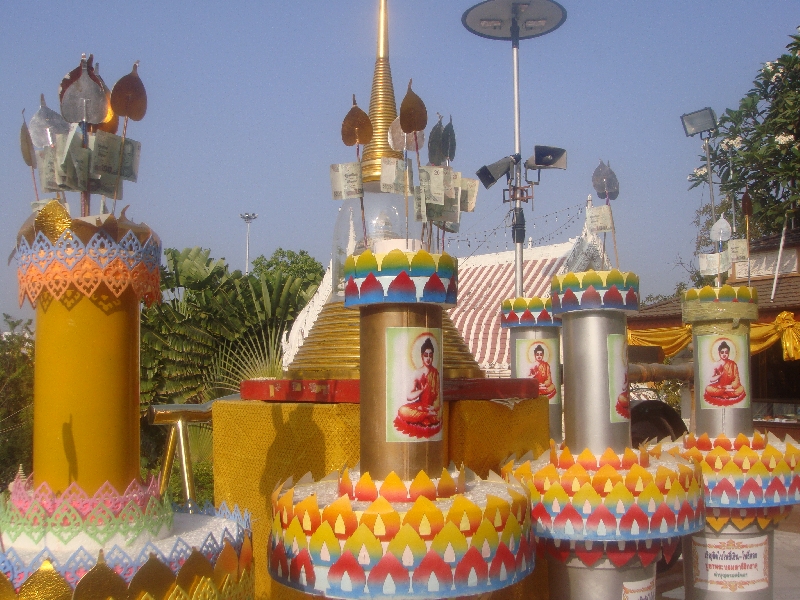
top-left (476, 154), bottom-right (521, 189)
top-left (680, 107), bottom-right (717, 137)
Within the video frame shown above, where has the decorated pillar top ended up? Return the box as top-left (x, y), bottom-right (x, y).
top-left (550, 269), bottom-right (639, 315)
top-left (343, 248), bottom-right (457, 308)
top-left (681, 285), bottom-right (758, 325)
top-left (15, 200), bottom-right (161, 308)
top-left (500, 296), bottom-right (560, 328)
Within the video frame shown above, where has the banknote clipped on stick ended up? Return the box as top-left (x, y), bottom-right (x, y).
top-left (90, 130), bottom-right (140, 182)
top-left (699, 250), bottom-right (731, 276)
top-left (728, 239), bottom-right (749, 263)
top-left (587, 204), bottom-right (614, 234)
top-left (459, 177), bottom-right (479, 212)
top-left (414, 185), bottom-right (426, 221)
top-left (380, 157), bottom-right (413, 194)
top-left (330, 162), bottom-right (363, 200)
top-left (419, 166), bottom-right (444, 206)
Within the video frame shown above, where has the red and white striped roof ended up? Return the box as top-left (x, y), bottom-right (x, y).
top-left (449, 235), bottom-right (606, 377)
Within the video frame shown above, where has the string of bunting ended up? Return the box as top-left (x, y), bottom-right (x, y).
top-left (447, 203), bottom-right (586, 257)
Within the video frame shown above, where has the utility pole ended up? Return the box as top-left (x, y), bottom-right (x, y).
top-left (240, 213), bottom-right (258, 274)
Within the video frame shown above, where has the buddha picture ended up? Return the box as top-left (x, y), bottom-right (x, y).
top-left (386, 327), bottom-right (443, 441)
top-left (699, 335), bottom-right (749, 408)
top-left (607, 333), bottom-right (630, 422)
top-left (516, 338), bottom-right (560, 404)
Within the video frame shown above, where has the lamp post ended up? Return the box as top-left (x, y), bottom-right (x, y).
top-left (681, 107), bottom-right (718, 222)
top-left (240, 212), bottom-right (258, 274)
top-left (464, 0), bottom-right (567, 296)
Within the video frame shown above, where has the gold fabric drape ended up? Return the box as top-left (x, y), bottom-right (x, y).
top-left (628, 311), bottom-right (800, 361)
top-left (628, 324), bottom-right (693, 358)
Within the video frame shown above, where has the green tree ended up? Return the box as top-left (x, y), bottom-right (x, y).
top-left (140, 247), bottom-right (317, 407)
top-left (251, 248), bottom-right (324, 287)
top-left (689, 27), bottom-right (800, 235)
top-left (0, 315), bottom-right (34, 487)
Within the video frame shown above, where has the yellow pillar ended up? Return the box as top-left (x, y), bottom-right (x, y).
top-left (33, 287), bottom-right (141, 494)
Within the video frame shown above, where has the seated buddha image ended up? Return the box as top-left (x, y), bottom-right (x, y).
top-left (703, 340), bottom-right (746, 406)
top-left (528, 344), bottom-right (557, 400)
top-left (394, 337), bottom-right (442, 438)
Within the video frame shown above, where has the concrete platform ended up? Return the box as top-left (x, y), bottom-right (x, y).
top-left (657, 509), bottom-right (800, 599)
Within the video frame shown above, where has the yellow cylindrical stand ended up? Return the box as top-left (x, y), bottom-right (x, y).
top-left (33, 287), bottom-right (141, 494)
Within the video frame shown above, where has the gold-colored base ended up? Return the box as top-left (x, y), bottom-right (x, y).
top-left (286, 302), bottom-right (483, 380)
top-left (213, 396), bottom-right (548, 599)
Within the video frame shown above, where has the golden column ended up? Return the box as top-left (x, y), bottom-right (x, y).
top-left (17, 202), bottom-right (161, 494)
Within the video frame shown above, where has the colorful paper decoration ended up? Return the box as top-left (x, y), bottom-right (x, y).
top-left (15, 206), bottom-right (161, 308)
top-left (683, 285), bottom-right (757, 304)
top-left (653, 433), bottom-right (800, 511)
top-left (0, 474), bottom-right (172, 552)
top-left (268, 468), bottom-right (534, 598)
top-left (0, 498), bottom-right (253, 595)
top-left (550, 270), bottom-right (639, 314)
top-left (682, 285), bottom-right (758, 324)
top-left (343, 249), bottom-right (457, 308)
top-left (500, 296), bottom-right (560, 328)
top-left (507, 443), bottom-right (705, 543)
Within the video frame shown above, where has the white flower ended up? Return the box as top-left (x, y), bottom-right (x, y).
top-left (720, 136), bottom-right (743, 151)
top-left (776, 133), bottom-right (795, 146)
top-left (692, 166), bottom-right (707, 179)
top-left (763, 61), bottom-right (775, 73)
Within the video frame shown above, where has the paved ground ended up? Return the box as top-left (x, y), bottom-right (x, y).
top-left (657, 510), bottom-right (800, 599)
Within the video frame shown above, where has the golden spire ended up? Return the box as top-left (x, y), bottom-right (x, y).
top-left (361, 0), bottom-right (403, 183)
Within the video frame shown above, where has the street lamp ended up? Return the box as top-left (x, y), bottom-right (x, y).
top-left (464, 0), bottom-right (567, 296)
top-left (681, 107), bottom-right (718, 222)
top-left (240, 212), bottom-right (258, 274)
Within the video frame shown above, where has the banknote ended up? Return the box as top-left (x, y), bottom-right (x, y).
top-left (330, 162), bottom-right (363, 200)
top-left (89, 131), bottom-right (141, 183)
top-left (699, 250), bottom-right (730, 276)
top-left (420, 166), bottom-right (444, 205)
top-left (459, 177), bottom-right (478, 212)
top-left (90, 171), bottom-right (123, 199)
top-left (380, 157), bottom-right (409, 194)
top-left (587, 204), bottom-right (613, 233)
top-left (414, 185), bottom-right (426, 221)
top-left (37, 147), bottom-right (61, 193)
top-left (728, 239), bottom-right (748, 263)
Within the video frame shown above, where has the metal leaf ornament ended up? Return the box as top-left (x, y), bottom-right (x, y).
top-left (399, 79), bottom-right (427, 134)
top-left (94, 63), bottom-right (119, 134)
top-left (58, 54), bottom-right (102, 101)
top-left (111, 61), bottom-right (147, 121)
top-left (592, 160), bottom-right (619, 201)
top-left (388, 116), bottom-right (424, 152)
top-left (428, 114), bottom-right (444, 166)
top-left (20, 113), bottom-right (36, 168)
top-left (741, 187), bottom-right (753, 217)
top-left (341, 95), bottom-right (373, 146)
top-left (442, 115), bottom-right (456, 163)
top-left (60, 55), bottom-right (108, 124)
top-left (29, 95), bottom-right (70, 148)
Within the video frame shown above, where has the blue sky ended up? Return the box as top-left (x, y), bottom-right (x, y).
top-left (1, 1), bottom-right (798, 319)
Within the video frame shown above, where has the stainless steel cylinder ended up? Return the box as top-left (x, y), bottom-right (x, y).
top-left (562, 309), bottom-right (630, 454)
top-left (510, 326), bottom-right (562, 443)
top-left (683, 523), bottom-right (774, 599)
top-left (548, 555), bottom-right (656, 600)
top-left (360, 303), bottom-right (444, 480)
top-left (691, 321), bottom-right (754, 438)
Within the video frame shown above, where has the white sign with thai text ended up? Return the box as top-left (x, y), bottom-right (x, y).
top-left (692, 535), bottom-right (768, 592)
top-left (621, 576), bottom-right (655, 600)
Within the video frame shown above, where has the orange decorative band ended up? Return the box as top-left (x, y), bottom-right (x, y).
top-left (551, 270), bottom-right (639, 314)
top-left (340, 467), bottom-right (464, 502)
top-left (344, 249), bottom-right (457, 307)
top-left (653, 432), bottom-right (800, 509)
top-left (16, 229), bottom-right (161, 307)
top-left (703, 506), bottom-right (792, 533)
top-left (500, 296), bottom-right (560, 328)
top-left (507, 443), bottom-right (705, 542)
top-left (269, 468), bottom-right (534, 598)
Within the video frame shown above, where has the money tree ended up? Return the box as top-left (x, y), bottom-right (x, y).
top-left (688, 27), bottom-right (800, 236)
